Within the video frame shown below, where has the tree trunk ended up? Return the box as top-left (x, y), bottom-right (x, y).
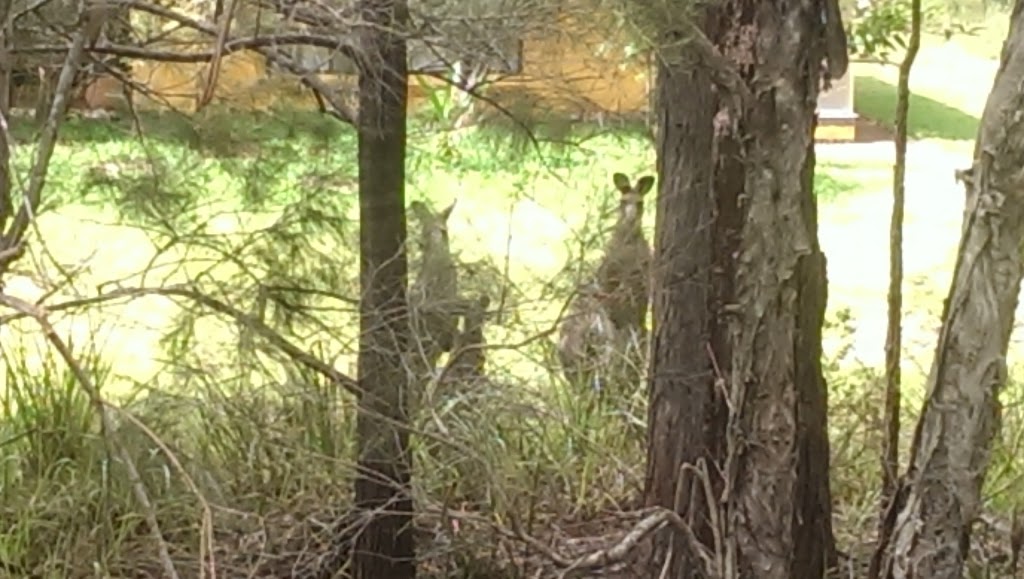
top-left (643, 11), bottom-right (723, 579)
top-left (352, 0), bottom-right (416, 576)
top-left (879, 0), bottom-right (921, 512)
top-left (644, 3), bottom-right (837, 577)
top-left (0, 0), bottom-right (12, 236)
top-left (874, 2), bottom-right (1024, 577)
top-left (870, 2), bottom-right (921, 577)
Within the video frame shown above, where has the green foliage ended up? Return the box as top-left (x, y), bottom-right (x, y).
top-left (847, 0), bottom-right (935, 62)
top-left (845, 0), bottom-right (1005, 63)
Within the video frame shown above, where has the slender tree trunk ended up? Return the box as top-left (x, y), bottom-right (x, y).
top-left (0, 0), bottom-right (9, 115)
top-left (0, 0), bottom-right (12, 236)
top-left (874, 2), bottom-right (1024, 577)
top-left (879, 0), bottom-right (922, 504)
top-left (871, 2), bottom-right (921, 577)
top-left (352, 0), bottom-right (415, 576)
top-left (644, 3), bottom-right (838, 577)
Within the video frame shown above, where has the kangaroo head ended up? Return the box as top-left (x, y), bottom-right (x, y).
top-left (611, 173), bottom-right (655, 228)
top-left (462, 294), bottom-right (491, 335)
top-left (411, 200), bottom-right (456, 254)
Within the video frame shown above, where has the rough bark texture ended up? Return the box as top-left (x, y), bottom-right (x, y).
top-left (643, 13), bottom-right (722, 577)
top-left (352, 0), bottom-right (416, 576)
top-left (644, 2), bottom-right (836, 577)
top-left (875, 2), bottom-right (1024, 577)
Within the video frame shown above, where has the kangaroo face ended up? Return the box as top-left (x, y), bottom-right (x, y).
top-left (411, 200), bottom-right (455, 253)
top-left (612, 173), bottom-right (654, 228)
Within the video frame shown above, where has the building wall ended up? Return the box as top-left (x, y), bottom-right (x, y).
top-left (35, 14), bottom-right (849, 140)
top-left (56, 12), bottom-right (651, 117)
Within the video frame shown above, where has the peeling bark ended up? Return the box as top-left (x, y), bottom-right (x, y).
top-left (874, 2), bottom-right (1024, 578)
top-left (644, 2), bottom-right (837, 577)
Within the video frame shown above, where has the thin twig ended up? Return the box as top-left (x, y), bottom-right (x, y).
top-left (0, 5), bottom-right (91, 272)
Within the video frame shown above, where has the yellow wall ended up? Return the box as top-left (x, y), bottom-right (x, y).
top-left (71, 13), bottom-right (651, 117)
top-left (62, 15), bottom-right (848, 140)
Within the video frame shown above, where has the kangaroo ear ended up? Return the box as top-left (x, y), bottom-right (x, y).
top-left (440, 200), bottom-right (457, 222)
top-left (635, 175), bottom-right (655, 196)
top-left (612, 173), bottom-right (631, 194)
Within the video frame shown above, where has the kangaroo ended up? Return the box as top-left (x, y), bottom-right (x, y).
top-left (596, 172), bottom-right (655, 346)
top-left (409, 200), bottom-right (460, 370)
top-left (444, 294), bottom-right (490, 384)
top-left (430, 294), bottom-right (491, 407)
top-left (556, 280), bottom-right (618, 392)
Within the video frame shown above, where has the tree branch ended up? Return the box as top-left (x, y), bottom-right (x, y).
top-left (821, 0), bottom-right (850, 82)
top-left (0, 3), bottom-right (91, 277)
top-left (114, 0), bottom-right (359, 122)
top-left (0, 283), bottom-right (362, 394)
top-left (16, 34), bottom-right (359, 63)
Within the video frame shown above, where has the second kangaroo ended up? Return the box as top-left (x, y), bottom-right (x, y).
top-left (557, 280), bottom-right (618, 392)
top-left (597, 172), bottom-right (655, 343)
top-left (409, 200), bottom-right (460, 367)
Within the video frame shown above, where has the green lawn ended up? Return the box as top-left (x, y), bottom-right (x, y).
top-left (0, 35), bottom-right (1002, 394)
top-left (2, 111), bottom-right (916, 387)
top-left (851, 29), bottom-right (995, 141)
top-left (2, 113), bottom-right (664, 390)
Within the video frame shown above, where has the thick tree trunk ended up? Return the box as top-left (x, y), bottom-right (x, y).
top-left (874, 3), bottom-right (1024, 577)
top-left (644, 3), bottom-right (837, 578)
top-left (643, 15), bottom-right (723, 578)
top-left (352, 0), bottom-right (416, 576)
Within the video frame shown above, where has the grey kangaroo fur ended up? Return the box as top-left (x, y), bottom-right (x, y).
top-left (409, 200), bottom-right (460, 369)
top-left (597, 172), bottom-right (655, 343)
top-left (556, 172), bottom-right (654, 391)
top-left (444, 294), bottom-right (490, 383)
top-left (557, 280), bottom-right (618, 391)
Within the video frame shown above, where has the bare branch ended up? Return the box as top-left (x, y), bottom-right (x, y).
top-left (0, 6), bottom-right (91, 271)
top-left (491, 507), bottom-right (713, 575)
top-left (124, 0), bottom-right (359, 122)
top-left (0, 283), bottom-right (362, 394)
top-left (16, 34), bottom-right (358, 62)
top-left (196, 0), bottom-right (240, 110)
